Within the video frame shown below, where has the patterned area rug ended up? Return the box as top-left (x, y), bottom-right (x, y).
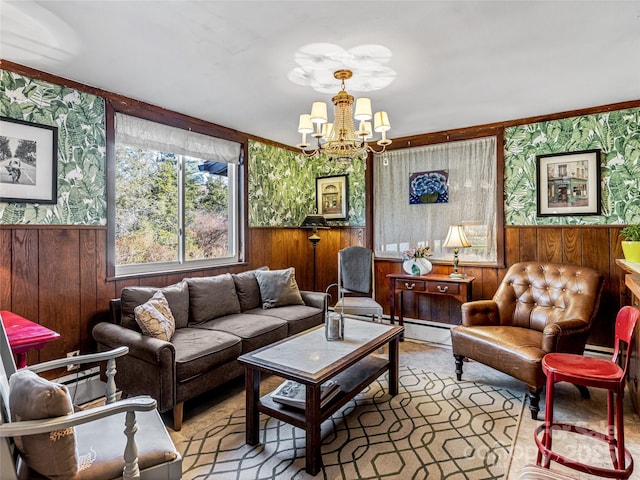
top-left (179, 366), bottom-right (523, 479)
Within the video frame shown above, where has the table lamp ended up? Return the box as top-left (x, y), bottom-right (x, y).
top-left (300, 214), bottom-right (330, 291)
top-left (442, 225), bottom-right (471, 278)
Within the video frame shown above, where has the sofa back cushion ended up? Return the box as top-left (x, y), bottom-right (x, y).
top-left (233, 267), bottom-right (269, 311)
top-left (255, 267), bottom-right (305, 309)
top-left (120, 281), bottom-right (189, 331)
top-left (186, 273), bottom-right (241, 324)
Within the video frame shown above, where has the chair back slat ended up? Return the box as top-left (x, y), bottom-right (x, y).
top-left (612, 305), bottom-right (640, 375)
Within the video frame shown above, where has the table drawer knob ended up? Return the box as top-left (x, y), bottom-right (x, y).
top-left (404, 283), bottom-right (416, 290)
top-left (436, 285), bottom-right (449, 293)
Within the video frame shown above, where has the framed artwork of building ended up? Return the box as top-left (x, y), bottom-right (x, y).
top-left (536, 149), bottom-right (601, 217)
top-left (316, 174), bottom-right (348, 220)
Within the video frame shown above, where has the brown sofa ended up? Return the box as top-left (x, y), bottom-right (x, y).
top-left (450, 261), bottom-right (604, 420)
top-left (92, 268), bottom-right (327, 430)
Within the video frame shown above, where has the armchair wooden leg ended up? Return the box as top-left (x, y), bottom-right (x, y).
top-left (173, 402), bottom-right (184, 431)
top-left (454, 354), bottom-right (464, 381)
top-left (527, 388), bottom-right (541, 420)
top-left (575, 384), bottom-right (590, 399)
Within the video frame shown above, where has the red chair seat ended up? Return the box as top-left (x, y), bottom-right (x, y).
top-left (543, 353), bottom-right (624, 383)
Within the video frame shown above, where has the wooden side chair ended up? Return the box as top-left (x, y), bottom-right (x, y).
top-left (534, 305), bottom-right (639, 479)
top-left (0, 316), bottom-right (182, 480)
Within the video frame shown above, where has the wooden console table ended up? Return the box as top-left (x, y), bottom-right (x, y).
top-left (387, 273), bottom-right (475, 329)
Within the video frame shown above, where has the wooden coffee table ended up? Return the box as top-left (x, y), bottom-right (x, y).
top-left (238, 318), bottom-right (404, 475)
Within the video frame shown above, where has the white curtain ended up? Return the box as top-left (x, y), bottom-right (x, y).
top-left (373, 136), bottom-right (497, 263)
top-left (115, 113), bottom-right (242, 164)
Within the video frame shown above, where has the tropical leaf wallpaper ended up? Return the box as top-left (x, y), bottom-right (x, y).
top-left (0, 70), bottom-right (106, 225)
top-left (504, 108), bottom-right (640, 225)
top-left (2, 69), bottom-right (637, 229)
top-left (248, 141), bottom-right (366, 227)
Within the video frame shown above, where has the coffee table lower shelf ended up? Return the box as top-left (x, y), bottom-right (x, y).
top-left (258, 356), bottom-right (389, 429)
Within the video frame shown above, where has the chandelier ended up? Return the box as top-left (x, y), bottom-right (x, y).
top-left (296, 69), bottom-right (392, 161)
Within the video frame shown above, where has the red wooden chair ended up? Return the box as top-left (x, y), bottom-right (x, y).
top-left (534, 305), bottom-right (640, 479)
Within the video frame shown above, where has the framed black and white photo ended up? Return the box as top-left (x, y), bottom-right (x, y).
top-left (536, 149), bottom-right (601, 217)
top-left (0, 117), bottom-right (58, 203)
top-left (316, 174), bottom-right (348, 220)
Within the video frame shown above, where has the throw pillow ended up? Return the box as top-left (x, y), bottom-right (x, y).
top-left (9, 369), bottom-right (79, 478)
top-left (233, 266), bottom-right (269, 311)
top-left (186, 273), bottom-right (241, 324)
top-left (120, 281), bottom-right (189, 330)
top-left (134, 290), bottom-right (176, 341)
top-left (254, 267), bottom-right (305, 309)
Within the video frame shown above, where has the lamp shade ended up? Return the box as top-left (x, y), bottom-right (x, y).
top-left (443, 225), bottom-right (471, 248)
top-left (310, 102), bottom-right (328, 124)
top-left (354, 97), bottom-right (373, 120)
top-left (373, 111), bottom-right (391, 132)
top-left (300, 214), bottom-right (329, 230)
top-left (297, 114), bottom-right (313, 134)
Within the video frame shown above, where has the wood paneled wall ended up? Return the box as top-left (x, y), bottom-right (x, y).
top-left (0, 224), bottom-right (625, 368)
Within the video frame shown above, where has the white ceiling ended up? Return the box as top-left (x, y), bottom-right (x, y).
top-left (2, 1), bottom-right (639, 148)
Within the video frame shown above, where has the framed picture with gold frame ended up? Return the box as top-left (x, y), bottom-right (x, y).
top-left (316, 174), bottom-right (348, 220)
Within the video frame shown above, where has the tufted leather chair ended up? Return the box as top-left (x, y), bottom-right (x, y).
top-left (450, 261), bottom-right (604, 420)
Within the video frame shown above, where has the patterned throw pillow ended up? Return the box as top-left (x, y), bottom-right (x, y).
top-left (9, 369), bottom-right (79, 478)
top-left (254, 267), bottom-right (305, 309)
top-left (134, 290), bottom-right (176, 341)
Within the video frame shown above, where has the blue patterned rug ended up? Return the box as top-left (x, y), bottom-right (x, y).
top-left (180, 366), bottom-right (523, 479)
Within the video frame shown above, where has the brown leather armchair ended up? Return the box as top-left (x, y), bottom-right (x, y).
top-left (450, 261), bottom-right (604, 420)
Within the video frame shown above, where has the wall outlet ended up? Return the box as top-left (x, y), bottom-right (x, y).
top-left (66, 350), bottom-right (80, 371)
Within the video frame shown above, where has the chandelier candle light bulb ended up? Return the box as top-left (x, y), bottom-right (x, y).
top-left (297, 69), bottom-right (392, 161)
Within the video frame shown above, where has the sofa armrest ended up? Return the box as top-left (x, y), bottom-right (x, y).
top-left (300, 291), bottom-right (329, 310)
top-left (542, 319), bottom-right (591, 353)
top-left (93, 322), bottom-right (175, 364)
top-left (92, 322), bottom-right (177, 413)
top-left (461, 300), bottom-right (500, 327)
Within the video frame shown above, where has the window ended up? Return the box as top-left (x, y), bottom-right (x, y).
top-left (373, 136), bottom-right (500, 265)
top-left (110, 113), bottom-right (243, 276)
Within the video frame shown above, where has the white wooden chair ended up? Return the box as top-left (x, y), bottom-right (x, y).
top-left (0, 315), bottom-right (182, 480)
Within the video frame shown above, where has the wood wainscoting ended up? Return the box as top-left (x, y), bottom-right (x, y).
top-left (0, 224), bottom-right (626, 368)
top-left (375, 225), bottom-right (626, 349)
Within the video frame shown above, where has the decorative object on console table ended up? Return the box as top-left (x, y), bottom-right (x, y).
top-left (442, 225), bottom-right (471, 278)
top-left (402, 245), bottom-right (432, 276)
top-left (620, 224), bottom-right (640, 263)
top-left (0, 310), bottom-right (60, 368)
top-left (300, 213), bottom-right (330, 291)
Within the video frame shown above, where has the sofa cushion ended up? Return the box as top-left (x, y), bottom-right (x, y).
top-left (121, 281), bottom-right (189, 330)
top-left (254, 267), bottom-right (304, 309)
top-left (9, 369), bottom-right (78, 478)
top-left (186, 274), bottom-right (241, 324)
top-left (134, 291), bottom-right (175, 341)
top-left (171, 328), bottom-right (242, 381)
top-left (233, 267), bottom-right (268, 312)
top-left (196, 313), bottom-right (288, 353)
top-left (246, 304), bottom-right (324, 336)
